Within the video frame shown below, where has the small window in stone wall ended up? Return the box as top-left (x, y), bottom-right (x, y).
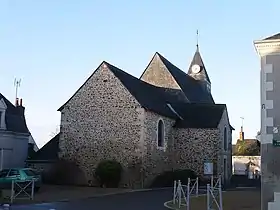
top-left (223, 127), bottom-right (227, 151)
top-left (157, 120), bottom-right (164, 148)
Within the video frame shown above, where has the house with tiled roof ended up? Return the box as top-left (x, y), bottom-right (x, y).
top-left (57, 47), bottom-right (234, 188)
top-left (232, 126), bottom-right (260, 156)
top-left (0, 94), bottom-right (33, 169)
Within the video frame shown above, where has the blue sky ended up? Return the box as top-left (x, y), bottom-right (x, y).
top-left (0, 0), bottom-right (279, 148)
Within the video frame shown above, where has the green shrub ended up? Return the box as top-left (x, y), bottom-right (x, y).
top-left (150, 169), bottom-right (197, 188)
top-left (95, 160), bottom-right (123, 188)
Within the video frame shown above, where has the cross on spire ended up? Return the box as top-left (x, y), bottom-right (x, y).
top-left (196, 30), bottom-right (199, 51)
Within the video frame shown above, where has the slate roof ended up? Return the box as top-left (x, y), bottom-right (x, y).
top-left (28, 133), bottom-right (60, 161)
top-left (0, 93), bottom-right (29, 134)
top-left (173, 103), bottom-right (226, 128)
top-left (157, 53), bottom-right (214, 103)
top-left (187, 48), bottom-right (211, 83)
top-left (263, 33), bottom-right (280, 40)
top-left (105, 62), bottom-right (182, 119)
top-left (106, 62), bottom-right (230, 129)
top-left (58, 58), bottom-right (228, 129)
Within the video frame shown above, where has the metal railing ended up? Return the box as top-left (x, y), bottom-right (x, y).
top-left (172, 177), bottom-right (199, 210)
top-left (10, 179), bottom-right (35, 203)
top-left (207, 175), bottom-right (223, 210)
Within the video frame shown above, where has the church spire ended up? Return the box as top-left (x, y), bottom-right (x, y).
top-left (187, 33), bottom-right (211, 92)
top-left (187, 48), bottom-right (211, 83)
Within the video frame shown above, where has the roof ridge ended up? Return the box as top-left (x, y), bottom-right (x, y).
top-left (0, 93), bottom-right (16, 108)
top-left (139, 52), bottom-right (162, 79)
top-left (105, 60), bottom-right (169, 89)
top-left (141, 52), bottom-right (201, 86)
top-left (263, 33), bottom-right (280, 40)
top-left (156, 52), bottom-right (201, 82)
top-left (156, 53), bottom-right (214, 103)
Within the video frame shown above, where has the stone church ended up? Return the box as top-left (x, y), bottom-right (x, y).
top-left (57, 47), bottom-right (234, 188)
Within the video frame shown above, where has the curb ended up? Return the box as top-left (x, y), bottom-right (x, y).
top-left (235, 187), bottom-right (258, 189)
top-left (164, 201), bottom-right (174, 210)
top-left (164, 193), bottom-right (207, 210)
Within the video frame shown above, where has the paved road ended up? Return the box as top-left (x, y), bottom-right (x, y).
top-left (9, 188), bottom-right (174, 210)
top-left (8, 188), bottom-right (207, 210)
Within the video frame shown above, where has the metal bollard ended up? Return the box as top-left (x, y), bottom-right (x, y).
top-left (173, 180), bottom-right (176, 204)
top-left (207, 184), bottom-right (210, 210)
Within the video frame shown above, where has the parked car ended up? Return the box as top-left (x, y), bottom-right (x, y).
top-left (0, 168), bottom-right (42, 192)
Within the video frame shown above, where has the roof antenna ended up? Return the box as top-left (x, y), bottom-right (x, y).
top-left (240, 116), bottom-right (244, 131)
top-left (196, 29), bottom-right (199, 51)
top-left (14, 78), bottom-right (21, 100)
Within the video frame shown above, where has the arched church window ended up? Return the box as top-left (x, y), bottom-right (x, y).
top-left (157, 120), bottom-right (164, 148)
top-left (224, 127), bottom-right (227, 151)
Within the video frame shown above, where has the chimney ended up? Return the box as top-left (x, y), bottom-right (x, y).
top-left (17, 98), bottom-right (25, 115)
top-left (239, 126), bottom-right (245, 141)
top-left (15, 98), bottom-right (19, 107)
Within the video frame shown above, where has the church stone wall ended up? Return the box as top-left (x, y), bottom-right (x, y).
top-left (140, 53), bottom-right (180, 89)
top-left (58, 61), bottom-right (229, 188)
top-left (217, 109), bottom-right (233, 183)
top-left (141, 111), bottom-right (176, 186)
top-left (140, 53), bottom-right (189, 102)
top-left (59, 64), bottom-right (145, 187)
top-left (173, 128), bottom-right (221, 177)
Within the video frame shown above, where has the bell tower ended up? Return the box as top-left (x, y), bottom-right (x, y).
top-left (187, 31), bottom-right (211, 93)
top-left (187, 45), bottom-right (211, 93)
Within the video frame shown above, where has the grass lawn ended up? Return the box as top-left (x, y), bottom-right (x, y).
top-left (165, 190), bottom-right (260, 210)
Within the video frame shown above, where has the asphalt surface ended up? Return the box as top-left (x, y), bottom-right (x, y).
top-left (5, 186), bottom-right (259, 210)
top-left (7, 188), bottom-right (207, 210)
top-left (9, 188), bottom-right (174, 210)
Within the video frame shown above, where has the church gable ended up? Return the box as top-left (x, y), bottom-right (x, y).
top-left (140, 52), bottom-right (182, 90)
top-left (143, 52), bottom-right (213, 104)
top-left (58, 62), bottom-right (141, 112)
